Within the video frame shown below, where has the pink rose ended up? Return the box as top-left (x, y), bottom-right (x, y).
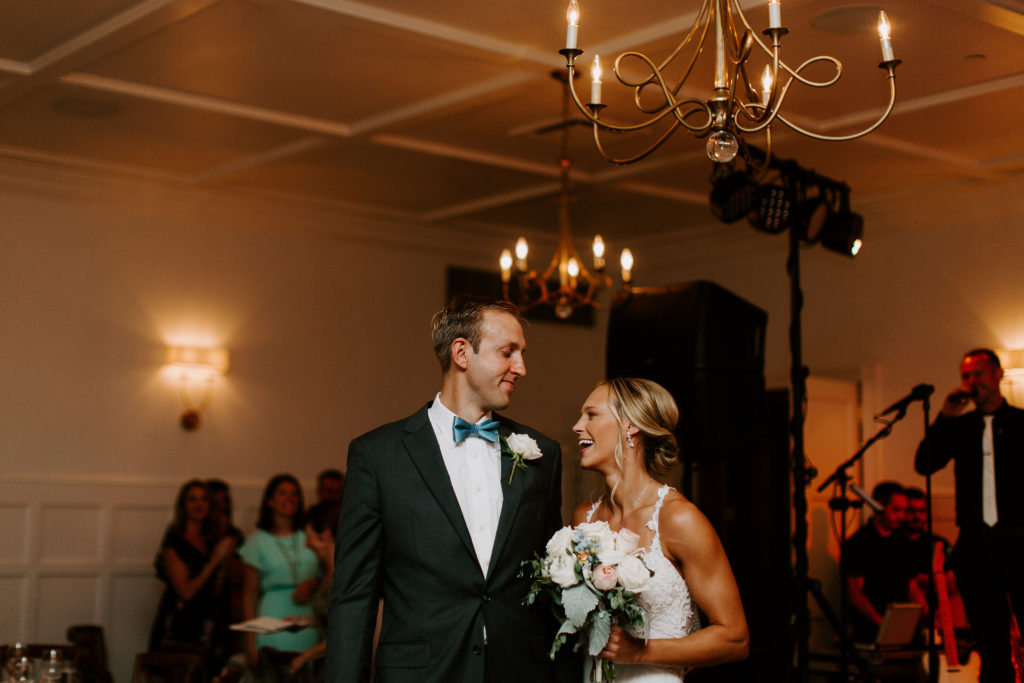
top-left (592, 564), bottom-right (618, 591)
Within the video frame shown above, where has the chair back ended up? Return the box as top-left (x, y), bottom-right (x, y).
top-left (66, 625), bottom-right (113, 683)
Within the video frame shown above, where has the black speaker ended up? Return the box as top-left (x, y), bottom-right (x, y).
top-left (607, 281), bottom-right (791, 682)
top-left (606, 280), bottom-right (767, 475)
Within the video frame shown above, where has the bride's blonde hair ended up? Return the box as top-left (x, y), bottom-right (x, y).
top-left (600, 377), bottom-right (680, 477)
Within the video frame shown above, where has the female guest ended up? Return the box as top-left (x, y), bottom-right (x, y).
top-left (150, 480), bottom-right (239, 665)
top-left (571, 378), bottom-right (748, 682)
top-left (285, 501), bottom-right (341, 676)
top-left (238, 474), bottom-right (320, 669)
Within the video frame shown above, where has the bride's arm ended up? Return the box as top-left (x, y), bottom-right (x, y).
top-left (600, 497), bottom-right (749, 668)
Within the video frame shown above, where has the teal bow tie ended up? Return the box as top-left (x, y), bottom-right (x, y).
top-left (452, 416), bottom-right (500, 444)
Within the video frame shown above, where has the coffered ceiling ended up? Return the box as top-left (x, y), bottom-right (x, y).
top-left (1, 0), bottom-right (1022, 246)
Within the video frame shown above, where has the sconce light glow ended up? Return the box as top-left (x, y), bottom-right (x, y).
top-left (166, 346), bottom-right (229, 431)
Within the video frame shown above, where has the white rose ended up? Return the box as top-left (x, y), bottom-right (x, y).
top-left (575, 520), bottom-right (610, 540)
top-left (506, 433), bottom-right (543, 460)
top-left (548, 553), bottom-right (579, 588)
top-left (546, 526), bottom-right (576, 557)
top-left (617, 556), bottom-right (651, 592)
top-left (594, 528), bottom-right (623, 565)
top-left (616, 528), bottom-right (640, 554)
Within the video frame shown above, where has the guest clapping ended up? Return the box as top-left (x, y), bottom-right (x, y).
top-left (238, 474), bottom-right (321, 670)
top-left (150, 480), bottom-right (239, 668)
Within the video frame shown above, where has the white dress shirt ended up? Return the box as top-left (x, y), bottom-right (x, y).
top-left (428, 394), bottom-right (503, 575)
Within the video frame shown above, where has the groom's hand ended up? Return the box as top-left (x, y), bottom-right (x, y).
top-left (598, 625), bottom-right (645, 664)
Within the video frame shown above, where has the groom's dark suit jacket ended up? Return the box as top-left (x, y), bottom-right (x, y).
top-left (325, 402), bottom-right (571, 683)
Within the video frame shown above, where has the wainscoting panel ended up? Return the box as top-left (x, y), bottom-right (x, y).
top-left (39, 505), bottom-right (103, 565)
top-left (35, 575), bottom-right (101, 642)
top-left (0, 504), bottom-right (29, 564)
top-left (0, 576), bottom-right (28, 639)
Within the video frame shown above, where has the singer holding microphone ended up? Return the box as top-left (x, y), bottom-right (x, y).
top-left (915, 348), bottom-right (1024, 683)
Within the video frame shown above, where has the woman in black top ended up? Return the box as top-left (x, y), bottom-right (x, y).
top-left (150, 480), bottom-right (239, 666)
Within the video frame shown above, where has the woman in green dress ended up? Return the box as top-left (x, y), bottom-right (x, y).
top-left (238, 474), bottom-right (321, 671)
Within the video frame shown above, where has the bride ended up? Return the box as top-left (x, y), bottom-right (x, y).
top-left (571, 378), bottom-right (749, 682)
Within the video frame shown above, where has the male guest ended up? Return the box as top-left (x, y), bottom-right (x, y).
top-left (316, 468), bottom-right (345, 504)
top-left (326, 296), bottom-right (571, 683)
top-left (915, 348), bottom-right (1024, 682)
top-left (842, 481), bottom-right (917, 643)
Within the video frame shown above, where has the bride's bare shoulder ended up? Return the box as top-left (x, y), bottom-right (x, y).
top-left (571, 499), bottom-right (601, 525)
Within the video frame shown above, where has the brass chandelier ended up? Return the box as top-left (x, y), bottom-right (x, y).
top-left (499, 75), bottom-right (633, 320)
top-left (559, 0), bottom-right (901, 169)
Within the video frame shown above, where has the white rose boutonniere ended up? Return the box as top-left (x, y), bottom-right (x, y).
top-left (501, 432), bottom-right (543, 484)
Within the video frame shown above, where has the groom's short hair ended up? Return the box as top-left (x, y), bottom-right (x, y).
top-left (432, 295), bottom-right (521, 372)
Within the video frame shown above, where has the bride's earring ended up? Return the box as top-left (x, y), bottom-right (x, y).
top-left (627, 433), bottom-right (635, 448)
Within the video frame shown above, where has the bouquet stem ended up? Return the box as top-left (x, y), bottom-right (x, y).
top-left (589, 657), bottom-right (616, 682)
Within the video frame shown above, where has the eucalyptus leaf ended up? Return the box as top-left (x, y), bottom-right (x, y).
top-left (588, 610), bottom-right (612, 656)
top-left (563, 584), bottom-right (600, 628)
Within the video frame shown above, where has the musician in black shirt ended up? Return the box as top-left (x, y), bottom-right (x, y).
top-left (915, 349), bottom-right (1024, 683)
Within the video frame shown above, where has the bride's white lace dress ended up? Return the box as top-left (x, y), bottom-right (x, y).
top-left (582, 485), bottom-right (700, 682)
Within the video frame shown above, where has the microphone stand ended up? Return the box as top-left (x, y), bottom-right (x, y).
top-left (919, 396), bottom-right (940, 683)
top-left (813, 409), bottom-right (910, 681)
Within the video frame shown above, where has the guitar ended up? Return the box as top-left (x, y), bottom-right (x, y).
top-left (931, 541), bottom-right (959, 671)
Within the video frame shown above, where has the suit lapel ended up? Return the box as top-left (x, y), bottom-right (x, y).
top-left (402, 410), bottom-right (477, 562)
top-left (486, 419), bottom-right (525, 578)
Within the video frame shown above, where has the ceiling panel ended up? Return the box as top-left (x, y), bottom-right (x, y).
top-left (211, 138), bottom-right (553, 213)
top-left (0, 0), bottom-right (140, 62)
top-left (0, 83), bottom-right (304, 175)
top-left (81, 0), bottom-right (536, 123)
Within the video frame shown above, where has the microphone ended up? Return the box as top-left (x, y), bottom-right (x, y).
top-left (948, 387), bottom-right (978, 403)
top-left (850, 483), bottom-right (882, 513)
top-left (875, 383), bottom-right (935, 418)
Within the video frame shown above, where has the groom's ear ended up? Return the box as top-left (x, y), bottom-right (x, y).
top-left (450, 337), bottom-right (471, 370)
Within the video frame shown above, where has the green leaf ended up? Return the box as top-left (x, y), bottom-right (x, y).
top-left (563, 584), bottom-right (600, 628)
top-left (588, 610), bottom-right (612, 656)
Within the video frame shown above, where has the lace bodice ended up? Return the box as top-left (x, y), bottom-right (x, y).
top-left (585, 485), bottom-right (700, 681)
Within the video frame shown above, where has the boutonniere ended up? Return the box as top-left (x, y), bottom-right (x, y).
top-left (501, 432), bottom-right (543, 484)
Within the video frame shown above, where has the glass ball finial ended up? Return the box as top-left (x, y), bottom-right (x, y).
top-left (706, 130), bottom-right (739, 163)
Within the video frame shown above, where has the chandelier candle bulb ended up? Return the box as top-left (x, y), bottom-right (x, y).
top-left (566, 0), bottom-right (580, 50)
top-left (620, 248), bottom-right (633, 283)
top-left (590, 55), bottom-right (602, 104)
top-left (878, 11), bottom-right (894, 61)
top-left (760, 65), bottom-right (772, 104)
top-left (768, 0), bottom-right (781, 29)
top-left (515, 237), bottom-right (529, 271)
top-left (567, 257), bottom-right (580, 288)
top-left (592, 234), bottom-right (606, 270)
top-left (499, 249), bottom-right (513, 282)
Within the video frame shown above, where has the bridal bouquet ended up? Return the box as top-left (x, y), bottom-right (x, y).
top-left (522, 521), bottom-right (653, 682)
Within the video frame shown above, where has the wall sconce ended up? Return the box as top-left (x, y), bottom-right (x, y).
top-left (167, 346), bottom-right (229, 431)
top-left (998, 348), bottom-right (1024, 407)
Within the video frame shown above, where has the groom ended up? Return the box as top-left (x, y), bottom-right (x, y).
top-left (326, 296), bottom-right (573, 683)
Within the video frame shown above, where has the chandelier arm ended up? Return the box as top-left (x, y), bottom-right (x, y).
top-left (567, 63), bottom-right (701, 133)
top-left (592, 110), bottom-right (710, 165)
top-left (772, 66), bottom-right (897, 142)
top-left (734, 65), bottom-right (796, 133)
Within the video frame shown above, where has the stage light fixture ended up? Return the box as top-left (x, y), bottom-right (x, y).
top-left (819, 187), bottom-right (863, 258)
top-left (709, 168), bottom-right (758, 223)
top-left (749, 181), bottom-right (795, 234)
